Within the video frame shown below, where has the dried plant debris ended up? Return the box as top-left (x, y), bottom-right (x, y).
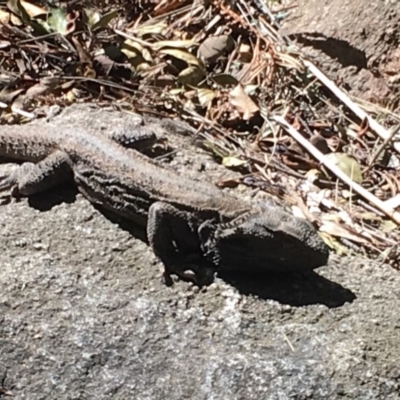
top-left (1, 0), bottom-right (400, 267)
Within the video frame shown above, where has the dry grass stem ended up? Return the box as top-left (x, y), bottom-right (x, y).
top-left (274, 115), bottom-right (400, 225)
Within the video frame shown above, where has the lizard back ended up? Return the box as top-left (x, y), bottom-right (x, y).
top-left (1, 124), bottom-right (251, 224)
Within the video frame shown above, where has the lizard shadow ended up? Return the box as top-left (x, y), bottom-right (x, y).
top-left (27, 184), bottom-right (79, 211)
top-left (93, 206), bottom-right (149, 241)
top-left (22, 188), bottom-right (355, 308)
top-left (218, 269), bottom-right (356, 308)
top-left (26, 187), bottom-right (149, 241)
top-left (79, 207), bottom-right (355, 309)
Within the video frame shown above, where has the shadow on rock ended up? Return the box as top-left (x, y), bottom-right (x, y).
top-left (28, 184), bottom-right (78, 211)
top-left (219, 269), bottom-right (356, 308)
top-left (95, 207), bottom-right (149, 243)
top-left (291, 33), bottom-right (367, 69)
top-left (63, 205), bottom-right (354, 308)
top-left (24, 194), bottom-right (355, 309)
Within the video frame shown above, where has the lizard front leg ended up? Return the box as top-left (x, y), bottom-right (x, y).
top-left (0, 150), bottom-right (73, 196)
top-left (147, 202), bottom-right (216, 286)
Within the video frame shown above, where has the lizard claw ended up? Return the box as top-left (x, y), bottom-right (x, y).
top-left (0, 168), bottom-right (23, 202)
top-left (162, 267), bottom-right (176, 287)
top-left (162, 261), bottom-right (216, 287)
top-left (0, 168), bottom-right (18, 192)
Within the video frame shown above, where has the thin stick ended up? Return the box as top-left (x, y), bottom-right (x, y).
top-left (303, 60), bottom-right (400, 154)
top-left (273, 115), bottom-right (400, 225)
top-left (365, 124), bottom-right (399, 172)
top-left (0, 101), bottom-right (35, 119)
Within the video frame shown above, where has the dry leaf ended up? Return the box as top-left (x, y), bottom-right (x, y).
top-left (25, 78), bottom-right (60, 97)
top-left (305, 168), bottom-right (321, 183)
top-left (211, 74), bottom-right (238, 87)
top-left (197, 88), bottom-right (216, 107)
top-left (18, 0), bottom-right (44, 16)
top-left (319, 232), bottom-right (349, 255)
top-left (7, 0), bottom-right (49, 35)
top-left (91, 9), bottom-right (118, 30)
top-left (84, 8), bottom-right (101, 27)
top-left (154, 0), bottom-right (183, 15)
top-left (319, 220), bottom-right (369, 245)
top-left (228, 84), bottom-right (259, 120)
top-left (121, 40), bottom-right (150, 69)
top-left (198, 35), bottom-right (234, 63)
top-left (238, 43), bottom-right (252, 62)
top-left (177, 66), bottom-right (205, 86)
top-left (7, 0), bottom-right (45, 18)
top-left (159, 48), bottom-right (204, 69)
top-left (71, 36), bottom-right (91, 63)
top-left (0, 88), bottom-right (24, 103)
top-left (380, 219), bottom-right (398, 233)
top-left (222, 156), bottom-right (247, 167)
top-left (132, 22), bottom-right (167, 36)
top-left (121, 40), bottom-right (143, 58)
top-left (153, 40), bottom-right (198, 50)
top-left (0, 9), bottom-right (11, 23)
top-left (0, 40), bottom-right (11, 50)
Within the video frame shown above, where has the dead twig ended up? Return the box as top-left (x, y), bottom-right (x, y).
top-left (365, 124), bottom-right (400, 172)
top-left (303, 60), bottom-right (400, 155)
top-left (274, 115), bottom-right (400, 225)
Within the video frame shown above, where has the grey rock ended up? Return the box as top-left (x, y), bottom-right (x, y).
top-left (0, 104), bottom-right (399, 399)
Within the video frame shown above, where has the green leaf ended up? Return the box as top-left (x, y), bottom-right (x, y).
top-left (325, 153), bottom-right (363, 183)
top-left (46, 7), bottom-right (70, 35)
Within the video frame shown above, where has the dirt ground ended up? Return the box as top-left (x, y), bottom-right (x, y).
top-left (0, 105), bottom-right (399, 399)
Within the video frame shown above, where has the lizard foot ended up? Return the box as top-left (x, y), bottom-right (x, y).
top-left (162, 258), bottom-right (216, 287)
top-left (0, 168), bottom-right (18, 192)
top-left (0, 168), bottom-right (23, 203)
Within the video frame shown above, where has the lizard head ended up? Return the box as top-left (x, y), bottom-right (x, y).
top-left (201, 205), bottom-right (329, 273)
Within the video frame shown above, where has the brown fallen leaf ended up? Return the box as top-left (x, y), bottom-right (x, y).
top-left (228, 84), bottom-right (259, 120)
top-left (198, 35), bottom-right (234, 63)
top-left (7, 0), bottom-right (46, 18)
top-left (159, 48), bottom-right (204, 68)
top-left (154, 0), bottom-right (184, 15)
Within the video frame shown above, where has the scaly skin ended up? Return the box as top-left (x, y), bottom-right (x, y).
top-left (0, 122), bottom-right (329, 285)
